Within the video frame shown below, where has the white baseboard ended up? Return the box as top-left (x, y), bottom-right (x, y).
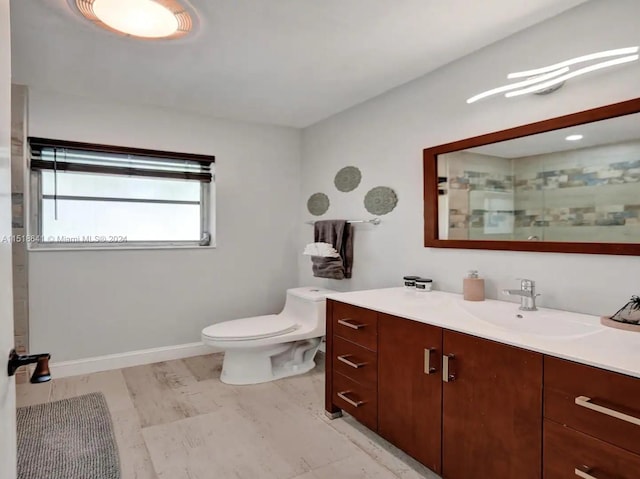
top-left (49, 342), bottom-right (221, 379)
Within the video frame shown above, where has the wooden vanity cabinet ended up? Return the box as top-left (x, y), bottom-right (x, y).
top-left (544, 419), bottom-right (640, 479)
top-left (442, 330), bottom-right (543, 479)
top-left (326, 300), bottom-right (378, 430)
top-left (543, 357), bottom-right (640, 479)
top-left (326, 299), bottom-right (640, 479)
top-left (378, 313), bottom-right (443, 473)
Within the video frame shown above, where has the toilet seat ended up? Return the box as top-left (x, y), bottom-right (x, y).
top-left (202, 315), bottom-right (299, 341)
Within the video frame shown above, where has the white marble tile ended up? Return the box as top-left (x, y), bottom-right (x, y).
top-left (111, 408), bottom-right (158, 479)
top-left (182, 353), bottom-right (223, 382)
top-left (228, 380), bottom-right (360, 472)
top-left (294, 451), bottom-right (399, 478)
top-left (142, 409), bottom-right (303, 479)
top-left (16, 381), bottom-right (52, 407)
top-left (17, 355), bottom-right (437, 479)
top-left (122, 360), bottom-right (222, 427)
top-left (51, 369), bottom-right (135, 413)
top-left (274, 364), bottom-right (325, 419)
top-left (327, 415), bottom-right (439, 479)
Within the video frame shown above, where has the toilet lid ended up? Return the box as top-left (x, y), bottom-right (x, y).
top-left (202, 315), bottom-right (299, 341)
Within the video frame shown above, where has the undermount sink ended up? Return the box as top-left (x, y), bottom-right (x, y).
top-left (450, 299), bottom-right (604, 339)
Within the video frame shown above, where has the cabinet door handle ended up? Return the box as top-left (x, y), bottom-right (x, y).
top-left (337, 391), bottom-right (364, 408)
top-left (424, 348), bottom-right (437, 374)
top-left (575, 466), bottom-right (600, 479)
top-left (337, 318), bottom-right (365, 330)
top-left (442, 354), bottom-right (456, 382)
top-left (337, 354), bottom-right (366, 369)
top-left (575, 396), bottom-right (640, 426)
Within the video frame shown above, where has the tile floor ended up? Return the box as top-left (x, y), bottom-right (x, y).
top-left (16, 353), bottom-right (438, 479)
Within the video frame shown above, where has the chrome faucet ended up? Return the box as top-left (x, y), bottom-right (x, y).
top-left (503, 278), bottom-right (540, 311)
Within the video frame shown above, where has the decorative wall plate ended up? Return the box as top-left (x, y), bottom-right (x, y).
top-left (364, 186), bottom-right (397, 215)
top-left (334, 166), bottom-right (362, 192)
top-left (307, 192), bottom-right (330, 216)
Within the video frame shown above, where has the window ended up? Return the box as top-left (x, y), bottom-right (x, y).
top-left (28, 138), bottom-right (214, 248)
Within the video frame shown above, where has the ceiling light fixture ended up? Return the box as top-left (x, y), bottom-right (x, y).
top-left (75, 0), bottom-right (193, 39)
top-left (466, 67), bottom-right (569, 104)
top-left (467, 46), bottom-right (639, 104)
top-left (565, 134), bottom-right (583, 141)
top-left (507, 46), bottom-right (639, 79)
top-left (505, 55), bottom-right (639, 98)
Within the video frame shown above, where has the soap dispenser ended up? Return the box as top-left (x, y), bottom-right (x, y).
top-left (463, 270), bottom-right (485, 302)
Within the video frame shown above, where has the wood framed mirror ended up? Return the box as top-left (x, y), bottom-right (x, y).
top-left (424, 98), bottom-right (640, 255)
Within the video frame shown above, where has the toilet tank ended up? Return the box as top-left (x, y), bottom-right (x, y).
top-left (280, 287), bottom-right (336, 330)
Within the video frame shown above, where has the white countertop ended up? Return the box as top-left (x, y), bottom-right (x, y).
top-left (326, 287), bottom-right (640, 379)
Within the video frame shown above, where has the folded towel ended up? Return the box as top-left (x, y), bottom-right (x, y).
top-left (311, 256), bottom-right (345, 280)
top-left (303, 242), bottom-right (340, 257)
top-left (312, 220), bottom-right (354, 279)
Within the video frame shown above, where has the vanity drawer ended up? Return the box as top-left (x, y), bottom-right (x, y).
top-left (331, 301), bottom-right (378, 351)
top-left (333, 371), bottom-right (377, 431)
top-left (544, 356), bottom-right (640, 455)
top-left (333, 336), bottom-right (377, 387)
top-left (544, 419), bottom-right (640, 479)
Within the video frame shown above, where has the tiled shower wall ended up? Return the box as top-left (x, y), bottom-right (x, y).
top-left (513, 140), bottom-right (640, 242)
top-left (441, 150), bottom-right (513, 240)
top-left (11, 84), bottom-right (28, 383)
top-left (442, 141), bottom-right (640, 243)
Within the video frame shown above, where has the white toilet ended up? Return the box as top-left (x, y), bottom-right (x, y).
top-left (201, 287), bottom-right (335, 385)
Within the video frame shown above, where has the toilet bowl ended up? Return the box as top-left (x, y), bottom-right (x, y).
top-left (201, 287), bottom-right (335, 385)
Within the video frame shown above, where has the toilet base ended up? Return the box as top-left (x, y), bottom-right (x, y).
top-left (219, 338), bottom-right (322, 385)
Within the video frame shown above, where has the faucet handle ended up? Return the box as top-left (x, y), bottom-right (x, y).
top-left (516, 278), bottom-right (535, 290)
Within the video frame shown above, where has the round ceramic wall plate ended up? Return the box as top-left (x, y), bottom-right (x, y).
top-left (307, 192), bottom-right (330, 216)
top-left (364, 186), bottom-right (397, 215)
top-left (334, 166), bottom-right (362, 192)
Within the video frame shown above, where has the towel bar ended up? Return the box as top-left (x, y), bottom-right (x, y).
top-left (305, 218), bottom-right (380, 225)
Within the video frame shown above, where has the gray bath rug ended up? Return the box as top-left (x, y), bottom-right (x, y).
top-left (17, 392), bottom-right (121, 479)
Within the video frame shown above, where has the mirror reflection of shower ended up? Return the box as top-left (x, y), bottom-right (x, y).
top-left (437, 112), bottom-right (640, 244)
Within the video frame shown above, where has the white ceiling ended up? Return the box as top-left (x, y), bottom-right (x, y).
top-left (10, 0), bottom-right (588, 127)
top-left (468, 112), bottom-right (640, 158)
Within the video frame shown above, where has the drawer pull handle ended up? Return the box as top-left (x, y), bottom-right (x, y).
top-left (337, 318), bottom-right (366, 330)
top-left (337, 391), bottom-right (364, 408)
top-left (337, 355), bottom-right (366, 369)
top-left (575, 466), bottom-right (599, 479)
top-left (442, 354), bottom-right (456, 382)
top-left (424, 348), bottom-right (437, 374)
top-left (575, 396), bottom-right (640, 426)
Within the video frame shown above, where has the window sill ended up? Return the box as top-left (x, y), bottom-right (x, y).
top-left (27, 243), bottom-right (217, 252)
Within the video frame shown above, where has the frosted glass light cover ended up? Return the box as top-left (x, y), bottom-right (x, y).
top-left (92, 0), bottom-right (179, 38)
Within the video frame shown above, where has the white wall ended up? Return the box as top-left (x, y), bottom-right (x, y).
top-left (28, 89), bottom-right (302, 361)
top-left (299, 0), bottom-right (640, 316)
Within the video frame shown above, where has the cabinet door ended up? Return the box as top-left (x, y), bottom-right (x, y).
top-left (442, 331), bottom-right (543, 479)
top-left (378, 314), bottom-right (443, 473)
